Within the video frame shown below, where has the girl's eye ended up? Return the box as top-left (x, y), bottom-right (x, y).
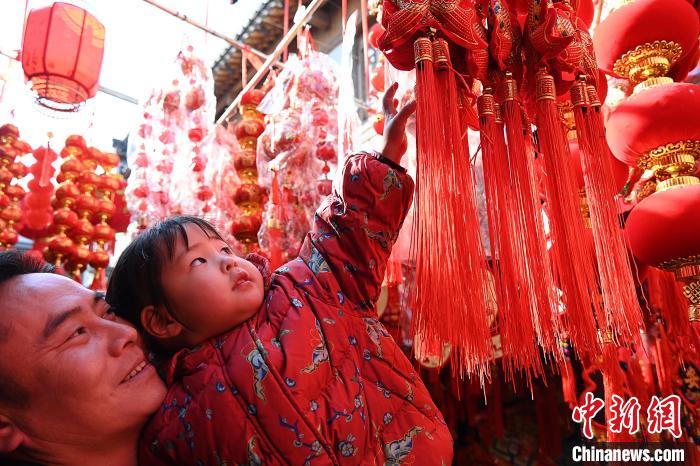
top-left (221, 247), bottom-right (233, 255)
top-left (191, 257), bottom-right (206, 267)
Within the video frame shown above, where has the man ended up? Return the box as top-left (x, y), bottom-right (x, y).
top-left (0, 250), bottom-right (166, 465)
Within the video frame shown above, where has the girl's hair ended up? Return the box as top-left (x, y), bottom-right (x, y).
top-left (106, 216), bottom-right (225, 338)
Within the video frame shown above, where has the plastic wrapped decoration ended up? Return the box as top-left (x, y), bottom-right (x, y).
top-left (126, 88), bottom-right (174, 229)
top-left (126, 45), bottom-right (216, 230)
top-left (257, 51), bottom-right (340, 265)
top-left (204, 125), bottom-right (245, 252)
top-left (168, 45), bottom-right (217, 217)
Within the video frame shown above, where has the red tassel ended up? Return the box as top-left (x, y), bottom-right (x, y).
top-left (489, 367), bottom-right (505, 439)
top-left (561, 341), bottom-right (578, 409)
top-left (90, 267), bottom-right (107, 292)
top-left (492, 74), bottom-right (560, 382)
top-left (601, 340), bottom-right (633, 442)
top-left (534, 71), bottom-right (602, 356)
top-left (570, 79), bottom-right (643, 346)
top-left (652, 329), bottom-right (674, 396)
top-left (411, 38), bottom-right (492, 381)
top-left (479, 92), bottom-right (535, 382)
top-left (267, 173), bottom-right (285, 269)
top-left (646, 268), bottom-right (693, 346)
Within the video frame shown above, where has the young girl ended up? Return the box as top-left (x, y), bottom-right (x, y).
top-left (107, 84), bottom-right (452, 465)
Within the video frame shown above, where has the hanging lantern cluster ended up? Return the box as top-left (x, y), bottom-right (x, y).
top-left (21, 2), bottom-right (105, 112)
top-left (591, 0), bottom-right (700, 327)
top-left (231, 90), bottom-right (266, 252)
top-left (0, 125), bottom-right (31, 249)
top-left (256, 50), bottom-right (339, 268)
top-left (42, 136), bottom-right (124, 289)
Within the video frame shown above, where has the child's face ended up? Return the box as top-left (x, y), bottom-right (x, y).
top-left (159, 224), bottom-right (264, 345)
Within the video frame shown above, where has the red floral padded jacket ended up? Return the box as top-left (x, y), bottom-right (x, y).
top-left (139, 152), bottom-right (453, 465)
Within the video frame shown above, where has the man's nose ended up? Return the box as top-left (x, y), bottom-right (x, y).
top-left (105, 319), bottom-right (139, 357)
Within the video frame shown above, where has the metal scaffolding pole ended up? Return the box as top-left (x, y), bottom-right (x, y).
top-left (142, 0), bottom-right (271, 62)
top-left (215, 0), bottom-right (328, 126)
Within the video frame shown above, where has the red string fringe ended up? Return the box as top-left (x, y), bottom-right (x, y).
top-left (570, 81), bottom-right (643, 346)
top-left (491, 76), bottom-right (560, 383)
top-left (601, 342), bottom-right (631, 442)
top-left (646, 268), bottom-right (694, 347)
top-left (411, 39), bottom-right (492, 382)
top-left (534, 72), bottom-right (602, 357)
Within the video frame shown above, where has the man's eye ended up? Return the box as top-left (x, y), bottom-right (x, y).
top-left (102, 308), bottom-right (117, 320)
top-left (70, 327), bottom-right (87, 339)
top-left (191, 257), bottom-right (206, 267)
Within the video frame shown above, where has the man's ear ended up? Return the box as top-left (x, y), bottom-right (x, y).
top-left (140, 305), bottom-right (183, 340)
top-left (0, 415), bottom-right (25, 453)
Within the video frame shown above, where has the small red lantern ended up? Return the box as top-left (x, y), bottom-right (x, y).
top-left (22, 2), bottom-right (105, 111)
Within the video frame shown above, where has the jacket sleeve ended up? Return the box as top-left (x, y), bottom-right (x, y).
top-left (299, 151), bottom-right (414, 313)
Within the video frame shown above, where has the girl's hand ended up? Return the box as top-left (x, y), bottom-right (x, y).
top-left (379, 82), bottom-right (417, 164)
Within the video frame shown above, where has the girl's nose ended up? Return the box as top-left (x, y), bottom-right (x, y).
top-left (221, 254), bottom-right (236, 272)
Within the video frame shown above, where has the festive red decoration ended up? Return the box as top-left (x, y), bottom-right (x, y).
top-left (606, 83), bottom-right (700, 187)
top-left (21, 2), bottom-right (105, 111)
top-left (372, 113), bottom-right (384, 135)
top-left (409, 37), bottom-right (492, 380)
top-left (569, 139), bottom-right (631, 193)
top-left (532, 72), bottom-right (601, 357)
top-left (378, 0), bottom-right (487, 71)
top-left (21, 146), bottom-right (57, 235)
top-left (593, 0), bottom-right (699, 86)
top-left (626, 185), bottom-right (700, 268)
top-left (670, 40), bottom-right (700, 82)
top-left (0, 124), bottom-right (31, 250)
top-left (368, 23), bottom-right (384, 49)
top-left (370, 60), bottom-right (386, 92)
top-left (570, 81), bottom-right (644, 345)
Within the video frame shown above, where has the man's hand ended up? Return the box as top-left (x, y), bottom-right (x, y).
top-left (380, 82), bottom-right (417, 164)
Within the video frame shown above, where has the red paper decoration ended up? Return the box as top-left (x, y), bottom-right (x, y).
top-left (21, 2), bottom-right (105, 111)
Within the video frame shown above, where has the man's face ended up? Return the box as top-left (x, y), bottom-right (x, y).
top-left (0, 273), bottom-right (166, 446)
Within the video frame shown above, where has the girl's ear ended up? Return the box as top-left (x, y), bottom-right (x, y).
top-left (141, 305), bottom-right (183, 340)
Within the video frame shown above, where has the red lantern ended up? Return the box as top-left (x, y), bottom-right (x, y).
top-left (626, 186), bottom-right (700, 267)
top-left (21, 2), bottom-right (105, 111)
top-left (606, 84), bottom-right (700, 190)
top-left (626, 185), bottom-right (700, 322)
top-left (593, 0), bottom-right (699, 88)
